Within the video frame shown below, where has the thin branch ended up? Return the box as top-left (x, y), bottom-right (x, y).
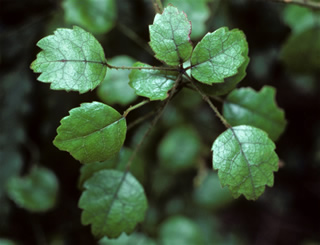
top-left (185, 75), bottom-right (231, 129)
top-left (123, 100), bottom-right (150, 117)
top-left (152, 0), bottom-right (164, 13)
top-left (106, 63), bottom-right (179, 72)
top-left (267, 0), bottom-right (320, 10)
top-left (125, 73), bottom-right (182, 171)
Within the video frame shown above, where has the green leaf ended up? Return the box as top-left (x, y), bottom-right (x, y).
top-left (159, 216), bottom-right (205, 245)
top-left (97, 56), bottom-right (137, 106)
top-left (280, 28), bottom-right (320, 74)
top-left (149, 5), bottom-right (193, 66)
top-left (163, 0), bottom-right (211, 39)
top-left (223, 86), bottom-right (287, 141)
top-left (194, 46), bottom-right (250, 96)
top-left (99, 232), bottom-right (156, 245)
top-left (158, 126), bottom-right (202, 172)
top-left (79, 147), bottom-right (146, 187)
top-left (191, 27), bottom-right (247, 84)
top-left (53, 102), bottom-right (126, 164)
top-left (63, 0), bottom-right (117, 34)
top-left (283, 5), bottom-right (320, 34)
top-left (129, 62), bottom-right (178, 101)
top-left (212, 125), bottom-right (279, 200)
top-left (193, 171), bottom-right (233, 210)
top-left (79, 170), bottom-right (148, 239)
top-left (6, 167), bottom-right (59, 212)
top-left (30, 26), bottom-right (107, 93)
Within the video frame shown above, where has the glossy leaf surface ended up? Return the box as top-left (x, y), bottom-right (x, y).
top-left (63, 0), bottom-right (117, 34)
top-left (191, 27), bottom-right (247, 84)
top-left (212, 125), bottom-right (279, 200)
top-left (129, 62), bottom-right (178, 101)
top-left (149, 5), bottom-right (192, 65)
top-left (6, 167), bottom-right (58, 212)
top-left (79, 170), bottom-right (148, 239)
top-left (223, 86), bottom-right (287, 141)
top-left (53, 102), bottom-right (126, 164)
top-left (31, 26), bottom-right (107, 93)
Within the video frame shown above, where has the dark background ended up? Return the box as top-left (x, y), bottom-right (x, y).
top-left (1, 0), bottom-right (320, 244)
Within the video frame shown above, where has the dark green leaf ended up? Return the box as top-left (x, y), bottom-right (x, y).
top-left (97, 56), bottom-right (137, 106)
top-left (129, 62), bottom-right (178, 101)
top-left (281, 28), bottom-right (320, 74)
top-left (79, 147), bottom-right (146, 187)
top-left (63, 0), bottom-right (117, 34)
top-left (99, 232), bottom-right (156, 245)
top-left (223, 86), bottom-right (287, 141)
top-left (191, 27), bottom-right (247, 84)
top-left (149, 5), bottom-right (193, 65)
top-left (193, 171), bottom-right (233, 210)
top-left (158, 126), bottom-right (202, 172)
top-left (159, 216), bottom-right (205, 245)
top-left (53, 102), bottom-right (126, 164)
top-left (79, 170), bottom-right (148, 239)
top-left (31, 26), bottom-right (107, 93)
top-left (6, 167), bottom-right (59, 212)
top-left (212, 125), bottom-right (279, 200)
top-left (163, 0), bottom-right (211, 39)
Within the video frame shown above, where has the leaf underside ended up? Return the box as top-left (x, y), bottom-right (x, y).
top-left (191, 27), bottom-right (247, 84)
top-left (31, 26), bottom-right (107, 93)
top-left (53, 102), bottom-right (126, 164)
top-left (223, 86), bottom-right (287, 141)
top-left (149, 5), bottom-right (193, 66)
top-left (212, 125), bottom-right (279, 200)
top-left (79, 170), bottom-right (148, 239)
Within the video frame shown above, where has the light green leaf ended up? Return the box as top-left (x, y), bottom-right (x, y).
top-left (223, 86), bottom-right (287, 141)
top-left (53, 102), bottom-right (126, 164)
top-left (283, 5), bottom-right (320, 34)
top-left (129, 62), bottom-right (178, 101)
top-left (149, 5), bottom-right (193, 66)
top-left (6, 167), bottom-right (59, 212)
top-left (97, 56), bottom-right (137, 106)
top-left (163, 0), bottom-right (211, 39)
top-left (159, 216), bottom-right (205, 245)
top-left (79, 147), bottom-right (146, 187)
top-left (281, 28), bottom-right (320, 74)
top-left (63, 0), bottom-right (116, 34)
top-left (30, 26), bottom-right (107, 93)
top-left (193, 171), bottom-right (233, 210)
top-left (194, 46), bottom-right (250, 96)
top-left (191, 27), bottom-right (247, 84)
top-left (212, 125), bottom-right (279, 200)
top-left (158, 126), bottom-right (202, 172)
top-left (99, 232), bottom-right (156, 245)
top-left (79, 170), bottom-right (148, 239)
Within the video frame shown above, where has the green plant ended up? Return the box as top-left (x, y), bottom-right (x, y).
top-left (30, 4), bottom-right (287, 240)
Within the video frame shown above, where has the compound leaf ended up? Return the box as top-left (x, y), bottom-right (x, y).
top-left (191, 27), bottom-right (247, 84)
top-left (79, 170), bottom-right (148, 239)
top-left (97, 55), bottom-right (137, 106)
top-left (53, 102), bottom-right (126, 164)
top-left (63, 0), bottom-right (117, 34)
top-left (6, 167), bottom-right (59, 212)
top-left (149, 5), bottom-right (193, 66)
top-left (212, 125), bottom-right (279, 200)
top-left (223, 86), bottom-right (287, 141)
top-left (31, 26), bottom-right (107, 93)
top-left (129, 62), bottom-right (178, 101)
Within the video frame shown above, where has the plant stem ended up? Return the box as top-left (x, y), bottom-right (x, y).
top-left (187, 75), bottom-right (231, 129)
top-left (123, 100), bottom-right (150, 117)
top-left (125, 74), bottom-right (182, 171)
top-left (152, 0), bottom-right (164, 13)
top-left (106, 63), bottom-right (179, 72)
top-left (267, 0), bottom-right (320, 10)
